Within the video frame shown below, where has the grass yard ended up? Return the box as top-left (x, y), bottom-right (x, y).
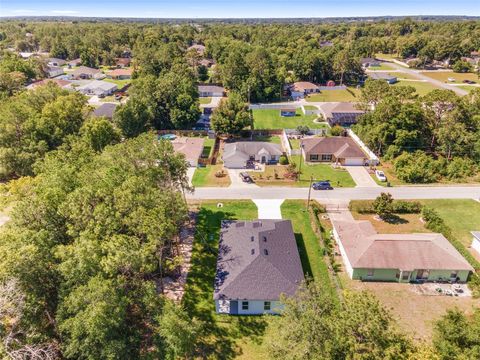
top-left (288, 138), bottom-right (301, 150)
top-left (368, 63), bottom-right (395, 71)
top-left (391, 80), bottom-right (439, 95)
top-left (303, 105), bottom-right (318, 110)
top-left (370, 162), bottom-right (406, 187)
top-left (182, 201), bottom-right (269, 359)
top-left (291, 155), bottom-right (355, 187)
top-left (199, 97), bottom-right (212, 104)
top-left (458, 85), bottom-right (479, 92)
top-left (253, 109), bottom-right (325, 129)
top-left (352, 212), bottom-right (428, 234)
top-left (281, 200), bottom-right (337, 300)
top-left (191, 164), bottom-right (231, 187)
top-left (420, 71), bottom-right (479, 84)
top-left (305, 87), bottom-right (360, 102)
top-left (251, 135), bottom-right (281, 144)
top-left (375, 53), bottom-right (399, 61)
top-left (421, 199), bottom-right (480, 248)
top-left (103, 78), bottom-right (131, 88)
top-left (201, 137), bottom-right (215, 158)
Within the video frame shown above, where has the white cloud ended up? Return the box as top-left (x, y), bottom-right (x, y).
top-left (12, 9), bottom-right (36, 14)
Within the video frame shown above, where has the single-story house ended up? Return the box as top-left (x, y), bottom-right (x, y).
top-left (223, 142), bottom-right (283, 168)
top-left (171, 137), bottom-right (205, 167)
top-left (93, 103), bottom-right (118, 119)
top-left (361, 57), bottom-right (381, 68)
top-left (107, 68), bottom-right (132, 80)
top-left (280, 107), bottom-right (297, 117)
top-left (214, 219), bottom-right (304, 315)
top-left (301, 136), bottom-right (368, 166)
top-left (188, 44), bottom-right (206, 56)
top-left (332, 219), bottom-right (473, 283)
top-left (47, 58), bottom-right (66, 67)
top-left (68, 58), bottom-right (82, 67)
top-left (115, 58), bottom-right (131, 68)
top-left (27, 78), bottom-right (72, 90)
top-left (77, 80), bottom-right (117, 97)
top-left (369, 73), bottom-right (398, 84)
top-left (320, 102), bottom-right (365, 127)
top-left (198, 85), bottom-right (225, 97)
top-left (46, 66), bottom-right (64, 78)
top-left (290, 81), bottom-right (319, 99)
top-left (70, 66), bottom-right (102, 80)
top-left (471, 232), bottom-right (480, 254)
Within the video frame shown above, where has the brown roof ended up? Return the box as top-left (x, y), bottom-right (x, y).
top-left (171, 137), bottom-right (204, 164)
top-left (301, 137), bottom-right (366, 158)
top-left (30, 78), bottom-right (71, 88)
top-left (188, 44), bottom-right (206, 55)
top-left (333, 219), bottom-right (473, 272)
top-left (214, 220), bottom-right (304, 301)
top-left (71, 66), bottom-right (101, 77)
top-left (292, 81), bottom-right (318, 92)
top-left (116, 58), bottom-right (131, 66)
top-left (108, 68), bottom-right (132, 76)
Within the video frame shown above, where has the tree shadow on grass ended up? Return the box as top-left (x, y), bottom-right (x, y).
top-left (294, 232), bottom-right (314, 278)
top-left (183, 207), bottom-right (260, 360)
top-left (383, 214), bottom-right (409, 225)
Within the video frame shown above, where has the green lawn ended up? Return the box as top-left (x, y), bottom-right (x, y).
top-left (252, 135), bottom-right (281, 144)
top-left (458, 85), bottom-right (479, 92)
top-left (201, 137), bottom-right (215, 158)
top-left (290, 155), bottom-right (356, 187)
top-left (305, 87), bottom-right (361, 102)
top-left (200, 97), bottom-right (212, 104)
top-left (191, 164), bottom-right (231, 187)
top-left (391, 80), bottom-right (440, 96)
top-left (182, 201), bottom-right (268, 359)
top-left (375, 53), bottom-right (399, 61)
top-left (103, 78), bottom-right (131, 88)
top-left (421, 199), bottom-right (480, 248)
top-left (281, 200), bottom-right (337, 299)
top-left (288, 138), bottom-right (301, 150)
top-left (368, 63), bottom-right (395, 71)
top-left (419, 71), bottom-right (479, 84)
top-left (303, 105), bottom-right (318, 110)
top-left (253, 109), bottom-right (325, 129)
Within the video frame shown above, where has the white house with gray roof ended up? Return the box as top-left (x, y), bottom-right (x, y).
top-left (223, 142), bottom-right (284, 168)
top-left (77, 80), bottom-right (117, 97)
top-left (214, 220), bottom-right (304, 315)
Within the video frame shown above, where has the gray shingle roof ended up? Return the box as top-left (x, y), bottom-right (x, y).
top-left (214, 220), bottom-right (304, 301)
top-left (223, 142), bottom-right (283, 161)
top-left (301, 137), bottom-right (366, 158)
top-left (93, 103), bottom-right (117, 119)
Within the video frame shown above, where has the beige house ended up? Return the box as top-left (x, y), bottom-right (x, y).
top-left (301, 136), bottom-right (368, 166)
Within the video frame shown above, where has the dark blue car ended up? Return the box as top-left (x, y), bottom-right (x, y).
top-left (312, 181), bottom-right (333, 190)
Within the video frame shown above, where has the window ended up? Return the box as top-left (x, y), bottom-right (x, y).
top-left (402, 271), bottom-right (410, 281)
top-left (367, 269), bottom-right (374, 277)
top-left (450, 271), bottom-right (458, 279)
top-left (321, 154), bottom-right (333, 161)
top-left (310, 154), bottom-right (319, 161)
top-left (242, 301), bottom-right (249, 310)
top-left (264, 301), bottom-right (271, 311)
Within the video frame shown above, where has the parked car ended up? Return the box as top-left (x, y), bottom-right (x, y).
top-left (375, 170), bottom-right (387, 182)
top-left (115, 94), bottom-right (122, 101)
top-left (447, 77), bottom-right (456, 82)
top-left (463, 79), bottom-right (476, 84)
top-left (239, 172), bottom-right (254, 183)
top-left (312, 181), bottom-right (333, 190)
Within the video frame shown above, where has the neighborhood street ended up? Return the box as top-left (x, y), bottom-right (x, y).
top-left (187, 184), bottom-right (480, 201)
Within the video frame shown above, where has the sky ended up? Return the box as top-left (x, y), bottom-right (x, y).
top-left (1, 0), bottom-right (479, 18)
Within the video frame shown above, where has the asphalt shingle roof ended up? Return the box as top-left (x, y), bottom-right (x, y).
top-left (214, 220), bottom-right (304, 301)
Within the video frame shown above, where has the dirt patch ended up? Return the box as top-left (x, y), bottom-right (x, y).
top-left (352, 213), bottom-right (428, 234)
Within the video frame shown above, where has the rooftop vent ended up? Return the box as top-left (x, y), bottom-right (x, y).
top-left (264, 249), bottom-right (269, 255)
top-left (263, 236), bottom-right (267, 242)
top-left (251, 249), bottom-right (255, 255)
top-left (251, 236), bottom-right (254, 242)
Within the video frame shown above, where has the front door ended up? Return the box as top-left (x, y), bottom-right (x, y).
top-left (230, 300), bottom-right (238, 315)
top-left (261, 156), bottom-right (266, 163)
top-left (416, 269), bottom-right (430, 280)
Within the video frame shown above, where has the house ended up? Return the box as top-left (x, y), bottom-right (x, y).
top-left (280, 107), bottom-right (297, 117)
top-left (115, 58), bottom-right (131, 68)
top-left (223, 142), bottom-right (284, 168)
top-left (77, 80), bottom-right (117, 97)
top-left (320, 102), bottom-right (365, 127)
top-left (70, 66), bottom-right (102, 80)
top-left (198, 85), bottom-right (225, 97)
top-left (170, 137), bottom-right (205, 167)
top-left (107, 68), bottom-right (133, 80)
top-left (471, 232), bottom-right (480, 254)
top-left (188, 44), bottom-right (206, 56)
top-left (332, 219), bottom-right (473, 283)
top-left (319, 40), bottom-right (334, 48)
top-left (93, 103), bottom-right (118, 119)
top-left (290, 82), bottom-right (319, 99)
top-left (46, 66), bottom-right (65, 78)
top-left (214, 220), bottom-right (304, 315)
top-left (361, 57), bottom-right (381, 68)
top-left (47, 58), bottom-right (66, 67)
top-left (27, 78), bottom-right (72, 90)
top-left (301, 136), bottom-right (368, 166)
top-left (369, 73), bottom-right (398, 84)
top-left (68, 58), bottom-right (82, 67)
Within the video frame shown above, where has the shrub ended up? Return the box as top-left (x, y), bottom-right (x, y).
top-left (279, 155), bottom-right (288, 165)
top-left (296, 125), bottom-right (310, 135)
top-left (452, 60), bottom-right (473, 73)
top-left (372, 192), bottom-right (394, 220)
top-left (391, 200), bottom-right (421, 214)
top-left (330, 125), bottom-right (344, 136)
top-left (446, 157), bottom-right (477, 180)
top-left (393, 151), bottom-right (440, 183)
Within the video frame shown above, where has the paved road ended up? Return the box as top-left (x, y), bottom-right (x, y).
top-left (187, 185), bottom-right (480, 201)
top-left (386, 63), bottom-right (468, 96)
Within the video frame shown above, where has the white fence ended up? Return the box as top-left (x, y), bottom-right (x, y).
top-left (347, 129), bottom-right (380, 165)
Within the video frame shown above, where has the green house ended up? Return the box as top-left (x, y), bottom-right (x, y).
top-left (332, 219), bottom-right (473, 283)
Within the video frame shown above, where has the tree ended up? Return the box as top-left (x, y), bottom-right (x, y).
top-left (113, 97), bottom-right (152, 137)
top-left (452, 60), bottom-right (473, 73)
top-left (210, 93), bottom-right (251, 135)
top-left (330, 125), bottom-right (344, 136)
top-left (80, 117), bottom-right (121, 152)
top-left (157, 301), bottom-right (202, 359)
top-left (373, 192), bottom-right (394, 220)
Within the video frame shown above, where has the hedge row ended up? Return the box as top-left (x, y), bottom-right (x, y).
top-left (349, 200), bottom-right (422, 214)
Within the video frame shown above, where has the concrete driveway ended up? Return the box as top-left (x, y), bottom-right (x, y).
top-left (345, 166), bottom-right (378, 187)
top-left (253, 199), bottom-right (284, 219)
top-left (186, 168), bottom-right (196, 187)
top-left (227, 169), bottom-right (259, 189)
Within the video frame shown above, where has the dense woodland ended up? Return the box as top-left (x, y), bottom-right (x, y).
top-left (1, 19), bottom-right (480, 358)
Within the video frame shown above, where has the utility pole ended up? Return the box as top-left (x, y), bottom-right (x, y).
top-left (306, 176), bottom-right (313, 210)
top-left (298, 143), bottom-right (304, 182)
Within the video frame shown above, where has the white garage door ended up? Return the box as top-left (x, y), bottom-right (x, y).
top-left (344, 158), bottom-right (365, 166)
